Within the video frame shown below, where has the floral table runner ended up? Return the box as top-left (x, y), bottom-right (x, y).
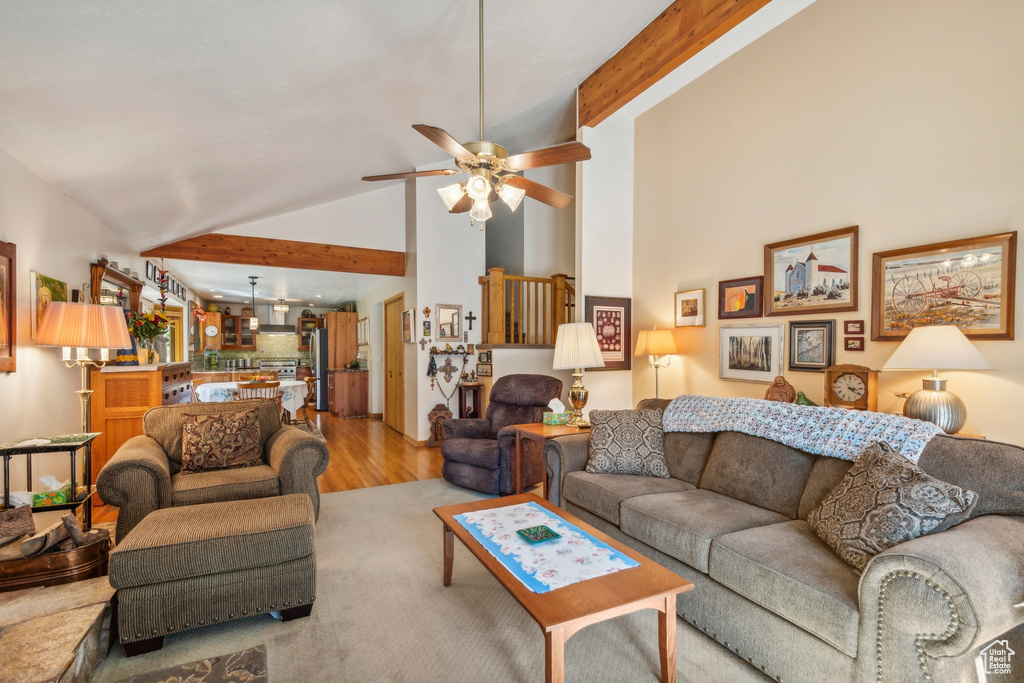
top-left (454, 502), bottom-right (639, 594)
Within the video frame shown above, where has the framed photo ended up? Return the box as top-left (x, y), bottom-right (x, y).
top-left (787, 320), bottom-right (836, 371)
top-left (674, 288), bottom-right (705, 327)
top-left (765, 226), bottom-right (858, 317)
top-left (401, 309), bottom-right (414, 343)
top-left (718, 277), bottom-right (763, 320)
top-left (145, 261), bottom-right (154, 280)
top-left (0, 240), bottom-right (15, 373)
top-left (845, 337), bottom-right (865, 351)
top-left (871, 231), bottom-right (1016, 340)
top-left (719, 323), bottom-right (784, 383)
top-left (585, 296), bottom-right (631, 371)
top-left (30, 271), bottom-right (68, 339)
top-left (844, 320), bottom-right (864, 334)
top-left (422, 321), bottom-right (431, 338)
top-left (476, 363), bottom-right (492, 377)
top-left (466, 344), bottom-right (475, 354)
top-left (478, 350), bottom-right (491, 363)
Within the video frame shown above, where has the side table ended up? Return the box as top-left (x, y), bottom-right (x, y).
top-left (0, 433), bottom-right (99, 530)
top-left (458, 382), bottom-right (482, 418)
top-left (507, 423), bottom-right (586, 498)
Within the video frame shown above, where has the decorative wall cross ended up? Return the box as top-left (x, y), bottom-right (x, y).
top-left (419, 338), bottom-right (429, 350)
top-left (438, 357), bottom-right (459, 383)
top-left (465, 310), bottom-right (477, 330)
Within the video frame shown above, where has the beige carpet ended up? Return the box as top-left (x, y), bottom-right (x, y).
top-left (93, 479), bottom-right (771, 683)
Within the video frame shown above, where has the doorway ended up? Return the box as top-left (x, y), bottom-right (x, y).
top-left (383, 294), bottom-right (405, 435)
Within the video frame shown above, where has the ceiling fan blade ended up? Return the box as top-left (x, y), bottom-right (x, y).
top-left (413, 125), bottom-right (478, 162)
top-left (362, 169), bottom-right (460, 182)
top-left (502, 141), bottom-right (591, 171)
top-left (449, 195), bottom-right (473, 214)
top-left (503, 176), bottom-right (573, 208)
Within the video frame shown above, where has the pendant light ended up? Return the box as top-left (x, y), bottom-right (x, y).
top-left (248, 276), bottom-right (259, 331)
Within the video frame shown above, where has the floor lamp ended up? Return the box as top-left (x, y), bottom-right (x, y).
top-left (35, 302), bottom-right (133, 434)
top-left (634, 327), bottom-right (678, 399)
top-left (552, 323), bottom-right (605, 428)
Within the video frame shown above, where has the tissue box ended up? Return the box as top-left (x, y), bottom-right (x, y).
top-left (33, 484), bottom-right (71, 507)
top-left (543, 412), bottom-right (571, 425)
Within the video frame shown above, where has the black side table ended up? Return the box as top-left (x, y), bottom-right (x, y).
top-left (458, 383), bottom-right (482, 418)
top-left (0, 433), bottom-right (99, 530)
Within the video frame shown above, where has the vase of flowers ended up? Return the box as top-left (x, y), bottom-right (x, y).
top-left (129, 310), bottom-right (169, 364)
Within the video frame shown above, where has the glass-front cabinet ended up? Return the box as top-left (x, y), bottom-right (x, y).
top-left (239, 317), bottom-right (256, 349)
top-left (298, 317), bottom-right (319, 350)
top-left (222, 315), bottom-right (239, 349)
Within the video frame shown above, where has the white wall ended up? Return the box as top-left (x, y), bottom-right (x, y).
top-left (523, 164), bottom-right (575, 278)
top-left (631, 0), bottom-right (1024, 444)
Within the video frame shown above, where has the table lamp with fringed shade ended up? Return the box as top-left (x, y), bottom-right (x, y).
top-left (881, 325), bottom-right (993, 434)
top-left (552, 322), bottom-right (605, 428)
top-left (35, 302), bottom-right (133, 433)
top-left (634, 327), bottom-right (678, 399)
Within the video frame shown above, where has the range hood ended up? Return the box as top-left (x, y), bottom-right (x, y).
top-left (257, 324), bottom-right (296, 335)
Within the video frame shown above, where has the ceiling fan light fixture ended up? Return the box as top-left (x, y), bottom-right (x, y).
top-left (470, 198), bottom-right (492, 223)
top-left (497, 182), bottom-right (526, 212)
top-left (466, 169), bottom-right (492, 201)
top-left (437, 182), bottom-right (467, 211)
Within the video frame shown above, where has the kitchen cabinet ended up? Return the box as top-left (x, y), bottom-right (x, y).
top-left (331, 370), bottom-right (368, 418)
top-left (203, 312), bottom-right (223, 350)
top-left (194, 372), bottom-right (231, 383)
top-left (327, 371), bottom-right (336, 413)
top-left (296, 366), bottom-right (311, 382)
top-left (239, 317), bottom-right (257, 349)
top-left (89, 363), bottom-right (193, 502)
top-left (324, 312), bottom-right (357, 368)
top-left (297, 317), bottom-right (320, 350)
top-left (222, 315), bottom-right (239, 349)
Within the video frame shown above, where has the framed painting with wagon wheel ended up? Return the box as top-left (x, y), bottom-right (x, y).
top-left (871, 232), bottom-right (1016, 340)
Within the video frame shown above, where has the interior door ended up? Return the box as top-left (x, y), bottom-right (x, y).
top-left (383, 294), bottom-right (405, 434)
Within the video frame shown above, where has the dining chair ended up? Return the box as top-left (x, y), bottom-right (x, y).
top-left (287, 376), bottom-right (317, 430)
top-left (235, 381), bottom-right (284, 419)
top-left (190, 377), bottom-right (210, 404)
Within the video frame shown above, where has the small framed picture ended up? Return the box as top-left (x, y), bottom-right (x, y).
top-left (402, 309), bottom-right (414, 343)
top-left (787, 320), bottom-right (836, 371)
top-left (844, 320), bottom-right (864, 334)
top-left (478, 350), bottom-right (491, 363)
top-left (476, 363), bottom-right (492, 377)
top-left (674, 289), bottom-right (705, 327)
top-left (422, 321), bottom-right (431, 337)
top-left (718, 277), bottom-right (763, 320)
top-left (719, 323), bottom-right (784, 383)
top-left (845, 337), bottom-right (865, 351)
top-left (466, 344), bottom-right (475, 354)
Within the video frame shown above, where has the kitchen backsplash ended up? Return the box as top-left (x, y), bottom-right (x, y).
top-left (257, 334), bottom-right (300, 358)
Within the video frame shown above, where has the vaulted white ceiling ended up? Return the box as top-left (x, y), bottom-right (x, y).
top-left (0, 1), bottom-right (670, 302)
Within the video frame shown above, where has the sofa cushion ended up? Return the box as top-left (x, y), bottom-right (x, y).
top-left (808, 441), bottom-right (977, 573)
top-left (709, 520), bottom-right (861, 657)
top-left (440, 438), bottom-right (500, 469)
top-left (171, 464), bottom-right (280, 507)
top-left (110, 494), bottom-right (315, 589)
top-left (798, 456), bottom-right (855, 520)
top-left (180, 407), bottom-right (263, 473)
top-left (699, 431), bottom-right (815, 519)
top-left (586, 409), bottom-right (670, 478)
top-left (635, 398), bottom-right (717, 484)
top-left (562, 472), bottom-right (693, 525)
top-left (620, 489), bottom-right (788, 573)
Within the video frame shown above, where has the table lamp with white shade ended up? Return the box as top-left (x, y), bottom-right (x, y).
top-left (552, 322), bottom-right (605, 428)
top-left (634, 326), bottom-right (678, 399)
top-left (35, 302), bottom-right (133, 433)
top-left (880, 325), bottom-right (993, 434)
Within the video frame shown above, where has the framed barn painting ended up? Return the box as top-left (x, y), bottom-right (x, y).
top-left (870, 231), bottom-right (1016, 340)
top-left (674, 288), bottom-right (705, 327)
top-left (787, 320), bottom-right (835, 371)
top-left (0, 240), bottom-right (15, 372)
top-left (718, 276), bottom-right (763, 320)
top-left (765, 226), bottom-right (858, 317)
top-left (585, 296), bottom-right (631, 371)
top-left (719, 323), bottom-right (784, 383)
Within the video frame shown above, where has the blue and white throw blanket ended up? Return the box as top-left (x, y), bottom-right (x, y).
top-left (662, 395), bottom-right (943, 462)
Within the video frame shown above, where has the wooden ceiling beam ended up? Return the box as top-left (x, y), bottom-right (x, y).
top-left (578, 0), bottom-right (771, 128)
top-left (141, 234), bottom-right (406, 277)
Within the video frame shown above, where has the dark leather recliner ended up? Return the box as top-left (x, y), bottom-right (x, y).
top-left (441, 374), bottom-right (563, 495)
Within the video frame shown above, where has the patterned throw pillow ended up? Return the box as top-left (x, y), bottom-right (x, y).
top-left (585, 409), bottom-right (671, 478)
top-left (808, 441), bottom-right (977, 573)
top-left (180, 407), bottom-right (263, 474)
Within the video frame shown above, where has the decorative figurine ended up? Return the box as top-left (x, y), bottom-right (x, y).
top-left (764, 376), bottom-right (796, 403)
top-left (795, 391), bottom-right (818, 406)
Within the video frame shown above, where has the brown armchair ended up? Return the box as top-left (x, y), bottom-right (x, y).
top-left (97, 400), bottom-right (330, 542)
top-left (441, 374), bottom-right (562, 495)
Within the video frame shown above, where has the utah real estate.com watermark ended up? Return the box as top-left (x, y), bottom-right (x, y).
top-left (977, 638), bottom-right (1015, 678)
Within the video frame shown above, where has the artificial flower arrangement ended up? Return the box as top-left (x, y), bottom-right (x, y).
top-left (128, 309), bottom-right (169, 348)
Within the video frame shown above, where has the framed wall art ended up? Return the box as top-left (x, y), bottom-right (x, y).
top-left (787, 320), bottom-right (835, 371)
top-left (870, 231), bottom-right (1016, 340)
top-left (478, 350), bottom-right (491, 363)
top-left (718, 277), bottom-right (763, 320)
top-left (674, 288), bottom-right (705, 327)
top-left (844, 320), bottom-right (864, 334)
top-left (476, 363), bottom-right (492, 377)
top-left (0, 240), bottom-right (15, 372)
top-left (402, 309), bottom-right (414, 343)
top-left (845, 337), bottom-right (865, 351)
top-left (422, 320), bottom-right (431, 338)
top-left (30, 271), bottom-right (68, 339)
top-left (585, 296), bottom-right (632, 371)
top-left (765, 225), bottom-right (858, 317)
top-left (719, 323), bottom-right (784, 383)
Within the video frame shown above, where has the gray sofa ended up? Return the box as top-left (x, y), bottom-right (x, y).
top-left (543, 398), bottom-right (1024, 683)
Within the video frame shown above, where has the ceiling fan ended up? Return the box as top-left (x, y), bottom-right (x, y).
top-left (361, 0), bottom-right (591, 226)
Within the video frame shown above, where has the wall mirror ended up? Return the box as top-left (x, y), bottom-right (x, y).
top-left (435, 304), bottom-right (463, 342)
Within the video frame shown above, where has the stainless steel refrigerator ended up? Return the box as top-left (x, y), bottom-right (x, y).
top-left (310, 328), bottom-right (330, 411)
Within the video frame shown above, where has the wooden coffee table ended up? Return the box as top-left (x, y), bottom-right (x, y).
top-left (434, 493), bottom-right (693, 682)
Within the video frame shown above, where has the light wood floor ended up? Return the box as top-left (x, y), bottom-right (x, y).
top-left (92, 411), bottom-right (443, 524)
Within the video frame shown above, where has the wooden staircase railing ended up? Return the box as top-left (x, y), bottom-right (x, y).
top-left (479, 268), bottom-right (575, 345)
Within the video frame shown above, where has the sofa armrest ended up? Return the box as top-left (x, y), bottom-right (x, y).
top-left (443, 418), bottom-right (491, 440)
top-left (857, 515), bottom-right (1024, 682)
top-left (96, 435), bottom-right (172, 543)
top-left (265, 425), bottom-right (331, 520)
top-left (543, 433), bottom-right (591, 507)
